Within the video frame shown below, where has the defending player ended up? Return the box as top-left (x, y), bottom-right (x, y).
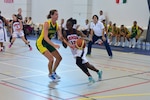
top-left (36, 9), bottom-right (63, 82)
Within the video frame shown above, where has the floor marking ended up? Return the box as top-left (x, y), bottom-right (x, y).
top-left (66, 80), bottom-right (150, 100)
top-left (0, 61), bottom-right (47, 74)
top-left (0, 82), bottom-right (53, 100)
top-left (78, 93), bottom-right (150, 100)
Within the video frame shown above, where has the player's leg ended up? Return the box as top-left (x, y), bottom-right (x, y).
top-left (84, 62), bottom-right (102, 81)
top-left (9, 37), bottom-right (16, 48)
top-left (43, 50), bottom-right (60, 82)
top-left (20, 30), bottom-right (32, 50)
top-left (51, 50), bottom-right (62, 79)
top-left (76, 57), bottom-right (95, 83)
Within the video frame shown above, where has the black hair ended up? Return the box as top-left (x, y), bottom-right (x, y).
top-left (113, 23), bottom-right (116, 26)
top-left (13, 14), bottom-right (17, 17)
top-left (92, 15), bottom-right (99, 20)
top-left (0, 11), bottom-right (1, 14)
top-left (121, 25), bottom-right (124, 27)
top-left (67, 18), bottom-right (75, 27)
top-left (47, 9), bottom-right (57, 19)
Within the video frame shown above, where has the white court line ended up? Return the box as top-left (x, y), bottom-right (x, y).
top-left (0, 74), bottom-right (46, 81)
top-left (3, 51), bottom-right (46, 62)
top-left (0, 61), bottom-right (46, 74)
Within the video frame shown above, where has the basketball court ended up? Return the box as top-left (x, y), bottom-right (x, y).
top-left (0, 38), bottom-right (150, 100)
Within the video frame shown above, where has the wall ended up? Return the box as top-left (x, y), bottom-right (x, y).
top-left (0, 0), bottom-right (149, 28)
top-left (92, 0), bottom-right (149, 27)
top-left (0, 0), bottom-right (30, 20)
top-left (31, 0), bottom-right (74, 25)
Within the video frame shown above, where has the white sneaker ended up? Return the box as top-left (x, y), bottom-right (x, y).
top-left (122, 42), bottom-right (125, 47)
top-left (48, 74), bottom-right (60, 82)
top-left (109, 42), bottom-right (112, 45)
top-left (117, 42), bottom-right (121, 46)
top-left (132, 45), bottom-right (135, 48)
top-left (53, 72), bottom-right (61, 79)
top-left (114, 42), bottom-right (118, 46)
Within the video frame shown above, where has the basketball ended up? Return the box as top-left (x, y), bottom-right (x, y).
top-left (75, 38), bottom-right (86, 49)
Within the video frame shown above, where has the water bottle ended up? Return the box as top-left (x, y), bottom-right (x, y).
top-left (137, 40), bottom-right (141, 49)
top-left (146, 42), bottom-right (150, 50)
top-left (142, 42), bottom-right (145, 50)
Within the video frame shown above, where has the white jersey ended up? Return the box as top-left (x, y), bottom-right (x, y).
top-left (12, 21), bottom-right (21, 32)
top-left (66, 29), bottom-right (88, 64)
top-left (12, 20), bottom-right (24, 37)
top-left (0, 16), bottom-right (4, 28)
top-left (0, 16), bottom-right (7, 42)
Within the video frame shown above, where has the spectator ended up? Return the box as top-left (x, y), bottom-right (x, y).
top-left (127, 21), bottom-right (144, 48)
top-left (81, 19), bottom-right (90, 36)
top-left (99, 10), bottom-right (106, 22)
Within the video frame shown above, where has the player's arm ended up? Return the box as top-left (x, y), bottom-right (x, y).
top-left (76, 30), bottom-right (86, 38)
top-left (10, 21), bottom-right (13, 35)
top-left (57, 26), bottom-right (63, 41)
top-left (2, 17), bottom-right (8, 26)
top-left (62, 31), bottom-right (74, 49)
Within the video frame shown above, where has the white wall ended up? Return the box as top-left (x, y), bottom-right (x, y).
top-left (0, 0), bottom-right (15, 19)
top-left (0, 0), bottom-right (149, 28)
top-left (0, 0), bottom-right (30, 20)
top-left (92, 0), bottom-right (149, 27)
top-left (31, 0), bottom-right (74, 25)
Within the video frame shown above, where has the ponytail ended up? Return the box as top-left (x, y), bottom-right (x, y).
top-left (47, 9), bottom-right (57, 19)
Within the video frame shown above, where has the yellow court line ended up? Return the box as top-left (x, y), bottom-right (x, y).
top-left (78, 93), bottom-right (150, 100)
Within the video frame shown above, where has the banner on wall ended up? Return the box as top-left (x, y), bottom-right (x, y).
top-left (4, 0), bottom-right (14, 3)
top-left (116, 0), bottom-right (127, 4)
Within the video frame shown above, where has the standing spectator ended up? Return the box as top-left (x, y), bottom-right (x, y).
top-left (87, 15), bottom-right (113, 58)
top-left (16, 8), bottom-right (28, 41)
top-left (99, 10), bottom-right (106, 22)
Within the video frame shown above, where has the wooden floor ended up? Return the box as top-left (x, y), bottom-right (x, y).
top-left (0, 38), bottom-right (150, 100)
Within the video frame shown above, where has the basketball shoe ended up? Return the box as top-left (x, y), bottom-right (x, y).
top-left (49, 74), bottom-right (59, 82)
top-left (53, 72), bottom-right (61, 79)
top-left (88, 76), bottom-right (95, 85)
top-left (97, 70), bottom-right (103, 81)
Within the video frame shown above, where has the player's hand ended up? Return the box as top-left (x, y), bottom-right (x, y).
top-left (69, 44), bottom-right (75, 49)
top-left (54, 44), bottom-right (60, 49)
top-left (102, 36), bottom-right (106, 41)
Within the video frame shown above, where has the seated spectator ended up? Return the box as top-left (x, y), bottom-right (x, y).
top-left (81, 19), bottom-right (90, 36)
top-left (126, 21), bottom-right (144, 48)
top-left (24, 17), bottom-right (28, 25)
top-left (109, 23), bottom-right (119, 46)
top-left (72, 19), bottom-right (80, 30)
top-left (25, 17), bottom-right (34, 35)
top-left (119, 25), bottom-right (130, 47)
top-left (107, 21), bottom-right (113, 43)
